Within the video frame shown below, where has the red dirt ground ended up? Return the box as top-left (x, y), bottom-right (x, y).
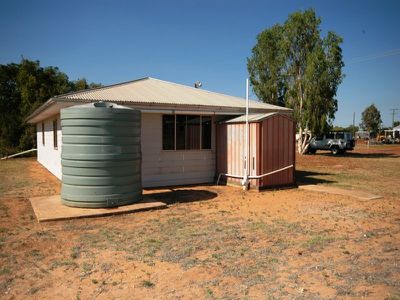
top-left (0, 145), bottom-right (399, 299)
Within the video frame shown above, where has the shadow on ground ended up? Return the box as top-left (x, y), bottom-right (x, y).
top-left (295, 170), bottom-right (336, 186)
top-left (143, 189), bottom-right (218, 205)
top-left (313, 151), bottom-right (399, 159)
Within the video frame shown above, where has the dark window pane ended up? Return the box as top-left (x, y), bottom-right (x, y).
top-left (176, 115), bottom-right (186, 150)
top-left (186, 116), bottom-right (200, 149)
top-left (336, 133), bottom-right (344, 139)
top-left (326, 133), bottom-right (334, 139)
top-left (202, 116), bottom-right (212, 149)
top-left (162, 115), bottom-right (175, 150)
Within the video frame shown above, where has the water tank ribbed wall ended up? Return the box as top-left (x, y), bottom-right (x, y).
top-left (60, 102), bottom-right (142, 208)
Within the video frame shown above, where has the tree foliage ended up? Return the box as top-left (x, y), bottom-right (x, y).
top-left (247, 9), bottom-right (344, 154)
top-left (0, 59), bottom-right (102, 156)
top-left (360, 104), bottom-right (382, 137)
top-left (332, 124), bottom-right (359, 133)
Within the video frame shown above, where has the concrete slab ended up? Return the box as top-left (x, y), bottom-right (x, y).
top-left (30, 195), bottom-right (167, 222)
top-left (298, 184), bottom-right (383, 200)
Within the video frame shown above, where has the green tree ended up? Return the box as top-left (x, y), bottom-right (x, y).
top-left (17, 59), bottom-right (71, 150)
top-left (248, 9), bottom-right (344, 154)
top-left (0, 58), bottom-right (102, 156)
top-left (360, 104), bottom-right (382, 137)
top-left (394, 121), bottom-right (400, 127)
top-left (72, 78), bottom-right (103, 91)
top-left (0, 63), bottom-right (21, 154)
top-left (346, 124), bottom-right (359, 134)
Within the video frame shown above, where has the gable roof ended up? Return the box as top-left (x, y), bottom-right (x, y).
top-left (26, 77), bottom-right (292, 123)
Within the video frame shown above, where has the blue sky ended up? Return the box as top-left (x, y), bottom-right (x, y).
top-left (1, 0), bottom-right (399, 127)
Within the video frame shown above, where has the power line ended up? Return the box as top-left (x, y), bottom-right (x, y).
top-left (348, 48), bottom-right (400, 64)
top-left (389, 108), bottom-right (400, 127)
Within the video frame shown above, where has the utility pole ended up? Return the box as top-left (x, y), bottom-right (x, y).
top-left (352, 112), bottom-right (355, 136)
top-left (390, 108), bottom-right (399, 127)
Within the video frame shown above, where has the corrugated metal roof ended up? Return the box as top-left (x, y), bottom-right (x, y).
top-left (224, 113), bottom-right (278, 123)
top-left (55, 77), bottom-right (291, 111)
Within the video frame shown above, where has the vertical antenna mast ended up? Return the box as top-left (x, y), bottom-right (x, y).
top-left (242, 78), bottom-right (250, 190)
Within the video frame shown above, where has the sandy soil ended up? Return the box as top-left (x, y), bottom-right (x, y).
top-left (0, 145), bottom-right (399, 299)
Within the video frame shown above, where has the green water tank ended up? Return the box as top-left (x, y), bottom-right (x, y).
top-left (60, 102), bottom-right (142, 208)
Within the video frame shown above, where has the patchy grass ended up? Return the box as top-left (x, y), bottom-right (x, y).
top-left (141, 280), bottom-right (155, 288)
top-left (0, 266), bottom-right (11, 275)
top-left (70, 245), bottom-right (82, 259)
top-left (303, 234), bottom-right (336, 251)
top-left (296, 145), bottom-right (400, 198)
top-left (0, 147), bottom-right (399, 299)
top-left (50, 259), bottom-right (78, 270)
top-left (0, 202), bottom-right (9, 218)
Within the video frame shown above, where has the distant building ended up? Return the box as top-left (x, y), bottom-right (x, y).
top-left (355, 130), bottom-right (370, 139)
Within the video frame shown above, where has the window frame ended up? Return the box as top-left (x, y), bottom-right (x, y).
top-left (41, 122), bottom-right (45, 146)
top-left (162, 114), bottom-right (212, 151)
top-left (53, 119), bottom-right (58, 150)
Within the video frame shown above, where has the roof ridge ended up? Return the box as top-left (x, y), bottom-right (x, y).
top-left (147, 77), bottom-right (262, 103)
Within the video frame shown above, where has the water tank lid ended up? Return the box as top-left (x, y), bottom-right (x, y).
top-left (64, 102), bottom-right (133, 110)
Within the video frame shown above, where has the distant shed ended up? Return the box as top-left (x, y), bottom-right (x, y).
top-left (216, 113), bottom-right (295, 189)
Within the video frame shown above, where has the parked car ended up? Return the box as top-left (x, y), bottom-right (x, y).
top-left (308, 131), bottom-right (355, 155)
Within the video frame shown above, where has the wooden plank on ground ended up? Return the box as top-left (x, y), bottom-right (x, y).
top-left (30, 195), bottom-right (167, 222)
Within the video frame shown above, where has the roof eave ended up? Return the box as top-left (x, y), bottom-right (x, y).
top-left (25, 98), bottom-right (56, 123)
top-left (54, 97), bottom-right (293, 114)
top-left (26, 97), bottom-right (293, 124)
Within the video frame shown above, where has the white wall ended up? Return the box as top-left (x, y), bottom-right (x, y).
top-left (36, 115), bottom-right (62, 180)
top-left (141, 113), bottom-right (216, 188)
top-left (36, 112), bottom-right (216, 188)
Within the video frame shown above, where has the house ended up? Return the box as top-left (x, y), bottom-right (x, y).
top-left (26, 77), bottom-right (293, 188)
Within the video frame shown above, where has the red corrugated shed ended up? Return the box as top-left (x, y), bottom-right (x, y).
top-left (216, 113), bottom-right (295, 189)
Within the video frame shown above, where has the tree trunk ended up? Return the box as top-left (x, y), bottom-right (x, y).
top-left (296, 76), bottom-right (311, 154)
top-left (297, 126), bottom-right (311, 155)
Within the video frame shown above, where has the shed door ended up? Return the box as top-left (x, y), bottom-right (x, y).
top-left (249, 123), bottom-right (260, 186)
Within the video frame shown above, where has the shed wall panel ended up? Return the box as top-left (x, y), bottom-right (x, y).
top-left (260, 114), bottom-right (295, 188)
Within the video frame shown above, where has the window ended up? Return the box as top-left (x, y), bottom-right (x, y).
top-left (176, 115), bottom-right (186, 150)
top-left (162, 115), bottom-right (175, 150)
top-left (335, 133), bottom-right (344, 139)
top-left (185, 115), bottom-right (200, 150)
top-left (201, 116), bottom-right (212, 149)
top-left (162, 115), bottom-right (212, 150)
top-left (53, 119), bottom-right (58, 149)
top-left (41, 122), bottom-right (45, 145)
top-left (326, 133), bottom-right (334, 139)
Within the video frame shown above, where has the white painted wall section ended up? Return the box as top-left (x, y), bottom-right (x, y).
top-left (36, 115), bottom-right (62, 180)
top-left (141, 113), bottom-right (216, 188)
top-left (36, 112), bottom-right (216, 188)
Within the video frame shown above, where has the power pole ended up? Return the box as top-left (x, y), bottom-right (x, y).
top-left (352, 112), bottom-right (356, 136)
top-left (390, 108), bottom-right (399, 127)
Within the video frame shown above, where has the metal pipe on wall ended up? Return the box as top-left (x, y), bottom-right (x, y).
top-left (216, 164), bottom-right (294, 186)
